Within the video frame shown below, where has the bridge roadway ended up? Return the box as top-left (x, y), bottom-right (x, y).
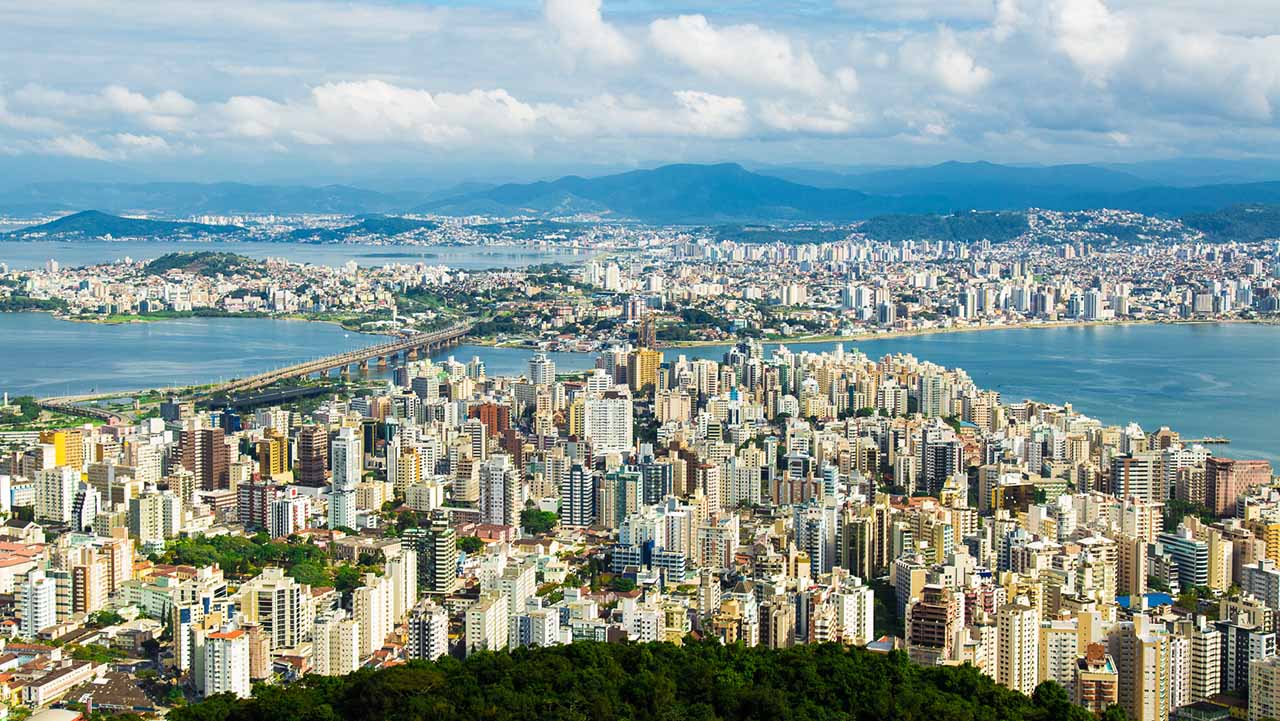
top-left (197, 321), bottom-right (473, 398)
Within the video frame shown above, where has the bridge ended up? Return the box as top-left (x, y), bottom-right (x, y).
top-left (37, 397), bottom-right (128, 423)
top-left (197, 322), bottom-right (473, 399)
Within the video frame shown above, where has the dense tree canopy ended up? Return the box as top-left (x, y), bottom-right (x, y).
top-left (520, 509), bottom-right (557, 535)
top-left (170, 640), bottom-right (1109, 721)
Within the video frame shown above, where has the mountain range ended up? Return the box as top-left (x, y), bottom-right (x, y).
top-left (4, 161), bottom-right (1280, 226)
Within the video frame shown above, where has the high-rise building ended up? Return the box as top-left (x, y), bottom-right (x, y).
top-left (480, 454), bottom-right (518, 527)
top-left (1242, 559), bottom-right (1280, 609)
top-left (352, 573), bottom-right (391, 658)
top-left (627, 348), bottom-right (663, 394)
top-left (1074, 643), bottom-right (1119, 715)
top-left (584, 391), bottom-right (634, 456)
top-left (560, 462), bottom-right (596, 527)
top-left (296, 425), bottom-right (329, 487)
top-left (1251, 656), bottom-right (1280, 721)
top-left (905, 585), bottom-right (960, 666)
top-left (237, 567), bottom-right (307, 651)
top-left (528, 352), bottom-right (556, 386)
top-left (1174, 616), bottom-right (1221, 703)
top-left (1112, 452), bottom-right (1165, 504)
top-left (202, 627), bottom-right (250, 698)
top-left (18, 570), bottom-right (56, 638)
top-left (1206, 457), bottom-right (1273, 516)
top-left (35, 466), bottom-right (77, 524)
top-left (181, 427), bottom-right (230, 491)
top-left (329, 427), bottom-right (360, 530)
top-left (465, 592), bottom-right (509, 656)
top-left (255, 430), bottom-right (289, 480)
top-left (1157, 526), bottom-right (1209, 589)
top-left (407, 599), bottom-right (449, 661)
top-left (1112, 615), bottom-right (1171, 721)
top-left (997, 602), bottom-right (1039, 696)
top-left (310, 612), bottom-right (360, 677)
top-left (404, 511), bottom-right (458, 595)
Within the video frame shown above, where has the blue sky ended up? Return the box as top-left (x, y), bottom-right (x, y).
top-left (1, 0), bottom-right (1278, 183)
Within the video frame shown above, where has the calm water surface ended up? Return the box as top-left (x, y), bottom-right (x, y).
top-left (1, 314), bottom-right (1276, 462)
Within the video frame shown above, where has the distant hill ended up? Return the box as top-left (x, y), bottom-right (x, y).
top-left (1073, 181), bottom-right (1280, 216)
top-left (3, 210), bottom-right (244, 240)
top-left (858, 210), bottom-right (1030, 243)
top-left (3, 162), bottom-right (1280, 229)
top-left (420, 162), bottom-right (1280, 224)
top-left (144, 251), bottom-right (258, 277)
top-left (286, 215), bottom-right (440, 242)
top-left (0, 181), bottom-right (416, 216)
top-left (1182, 204), bottom-right (1280, 242)
top-left (419, 163), bottom-right (948, 223)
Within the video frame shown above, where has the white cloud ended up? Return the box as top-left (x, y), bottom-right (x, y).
top-left (992, 0), bottom-right (1027, 41)
top-left (648, 15), bottom-right (835, 96)
top-left (6, 0), bottom-right (443, 41)
top-left (835, 0), bottom-right (997, 24)
top-left (110, 133), bottom-right (174, 154)
top-left (101, 86), bottom-right (196, 116)
top-left (5, 2), bottom-right (1280, 168)
top-left (543, 0), bottom-right (634, 66)
top-left (40, 134), bottom-right (110, 160)
top-left (215, 80), bottom-right (749, 147)
top-left (0, 97), bottom-right (62, 132)
top-left (1050, 0), bottom-right (1130, 81)
top-left (758, 102), bottom-right (864, 135)
top-left (933, 31), bottom-right (992, 94)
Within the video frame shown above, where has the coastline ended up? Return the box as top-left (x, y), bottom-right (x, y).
top-left (464, 317), bottom-right (1280, 352)
top-left (664, 317), bottom-right (1280, 349)
top-left (10, 308), bottom-right (1279, 350)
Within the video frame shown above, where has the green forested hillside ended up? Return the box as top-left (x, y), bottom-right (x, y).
top-left (169, 641), bottom-right (1120, 721)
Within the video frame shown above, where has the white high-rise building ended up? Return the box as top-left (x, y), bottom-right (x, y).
top-left (528, 353), bottom-right (556, 386)
top-left (270, 487), bottom-right (308, 538)
top-left (584, 392), bottom-right (634, 455)
top-left (352, 573), bottom-right (391, 658)
top-left (997, 602), bottom-right (1039, 696)
top-left (386, 548), bottom-right (418, 623)
top-left (19, 570), bottom-right (56, 638)
top-left (203, 627), bottom-right (250, 698)
top-left (466, 592), bottom-right (509, 656)
top-left (407, 599), bottom-right (449, 661)
top-left (237, 567), bottom-right (308, 651)
top-left (311, 612), bottom-right (360, 677)
top-left (833, 577), bottom-right (875, 646)
top-left (480, 455), bottom-right (518, 527)
top-left (329, 427), bottom-right (361, 530)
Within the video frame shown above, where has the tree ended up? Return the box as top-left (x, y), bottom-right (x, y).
top-left (457, 536), bottom-right (483, 554)
top-left (168, 640), bottom-right (1110, 721)
top-left (333, 565), bottom-right (365, 594)
top-left (520, 509), bottom-right (557, 535)
top-left (88, 609), bottom-right (125, 627)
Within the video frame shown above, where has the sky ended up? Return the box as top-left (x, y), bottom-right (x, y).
top-left (1, 0), bottom-right (1279, 183)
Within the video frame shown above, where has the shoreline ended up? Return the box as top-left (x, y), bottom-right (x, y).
top-left (464, 317), bottom-right (1280, 352)
top-left (663, 317), bottom-right (1280, 349)
top-left (10, 309), bottom-right (1280, 349)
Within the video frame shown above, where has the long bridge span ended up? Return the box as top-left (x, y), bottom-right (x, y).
top-left (198, 322), bottom-right (473, 399)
